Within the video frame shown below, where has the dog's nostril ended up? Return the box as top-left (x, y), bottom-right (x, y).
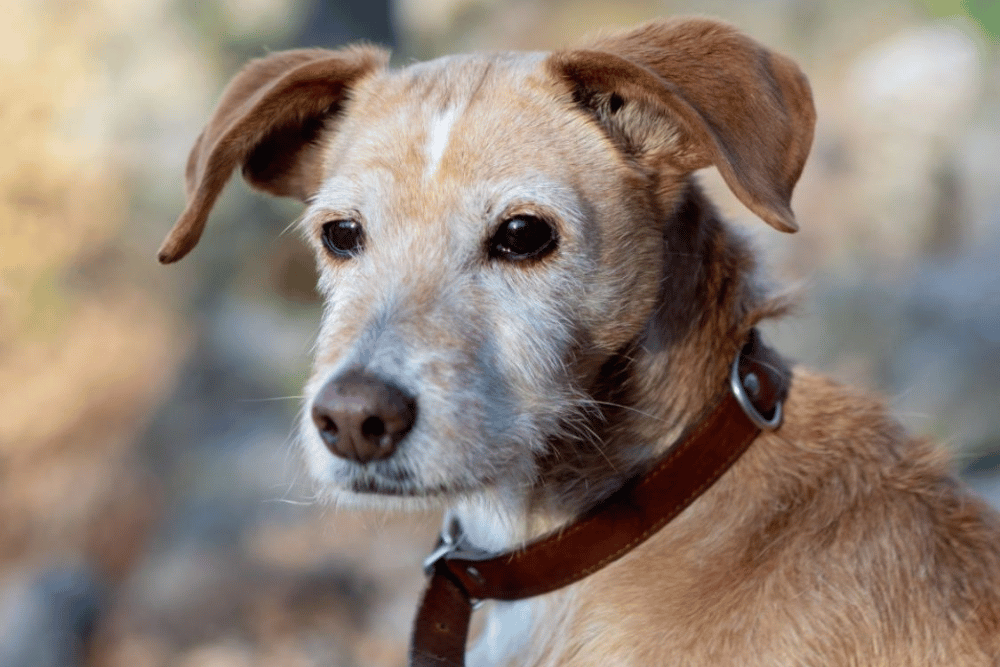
top-left (361, 416), bottom-right (386, 439)
top-left (317, 414), bottom-right (338, 434)
top-left (312, 370), bottom-right (417, 464)
top-left (314, 413), bottom-right (339, 445)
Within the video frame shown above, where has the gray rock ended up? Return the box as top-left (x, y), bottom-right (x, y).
top-left (0, 565), bottom-right (105, 667)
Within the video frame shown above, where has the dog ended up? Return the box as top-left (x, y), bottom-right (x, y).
top-left (159, 17), bottom-right (1000, 666)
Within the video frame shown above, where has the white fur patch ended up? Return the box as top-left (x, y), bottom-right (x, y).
top-left (468, 599), bottom-right (535, 667)
top-left (425, 106), bottom-right (461, 178)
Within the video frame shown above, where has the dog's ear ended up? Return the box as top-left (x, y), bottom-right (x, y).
top-left (548, 17), bottom-right (814, 232)
top-left (158, 45), bottom-right (388, 263)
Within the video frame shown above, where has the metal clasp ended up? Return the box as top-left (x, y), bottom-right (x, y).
top-left (423, 516), bottom-right (462, 575)
top-left (422, 516), bottom-right (487, 610)
top-left (730, 346), bottom-right (783, 431)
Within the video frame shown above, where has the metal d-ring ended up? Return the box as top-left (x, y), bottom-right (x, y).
top-left (423, 515), bottom-right (463, 575)
top-left (422, 516), bottom-right (486, 609)
top-left (730, 349), bottom-right (783, 431)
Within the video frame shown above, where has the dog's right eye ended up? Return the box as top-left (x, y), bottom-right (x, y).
top-left (321, 220), bottom-right (365, 257)
top-left (489, 216), bottom-right (557, 262)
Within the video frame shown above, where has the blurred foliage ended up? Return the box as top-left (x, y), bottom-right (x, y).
top-left (0, 0), bottom-right (182, 577)
top-left (921, 0), bottom-right (1000, 40)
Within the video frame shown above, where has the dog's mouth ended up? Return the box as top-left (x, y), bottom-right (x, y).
top-left (343, 461), bottom-right (480, 498)
top-left (347, 476), bottom-right (477, 498)
top-left (349, 477), bottom-right (449, 497)
top-left (345, 460), bottom-right (415, 495)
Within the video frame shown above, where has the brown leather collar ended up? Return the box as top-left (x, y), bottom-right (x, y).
top-left (409, 330), bottom-right (789, 667)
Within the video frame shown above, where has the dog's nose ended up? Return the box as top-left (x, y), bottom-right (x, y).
top-left (311, 370), bottom-right (417, 463)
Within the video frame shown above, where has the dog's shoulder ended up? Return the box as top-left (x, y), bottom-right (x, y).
top-left (563, 369), bottom-right (1000, 665)
top-left (749, 369), bottom-right (1000, 660)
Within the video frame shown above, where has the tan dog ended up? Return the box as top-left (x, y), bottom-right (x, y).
top-left (160, 17), bottom-right (1000, 666)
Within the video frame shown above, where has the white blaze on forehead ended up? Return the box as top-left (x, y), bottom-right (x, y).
top-left (425, 106), bottom-right (462, 178)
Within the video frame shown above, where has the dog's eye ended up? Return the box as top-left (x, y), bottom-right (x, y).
top-left (490, 216), bottom-right (557, 261)
top-left (321, 220), bottom-right (364, 257)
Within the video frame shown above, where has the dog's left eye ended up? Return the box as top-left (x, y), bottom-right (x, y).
top-left (321, 220), bottom-right (365, 257)
top-left (489, 216), bottom-right (557, 261)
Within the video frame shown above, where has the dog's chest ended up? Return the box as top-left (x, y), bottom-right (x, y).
top-left (467, 599), bottom-right (537, 667)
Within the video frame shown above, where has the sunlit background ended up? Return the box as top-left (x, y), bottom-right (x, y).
top-left (1, 0), bottom-right (998, 665)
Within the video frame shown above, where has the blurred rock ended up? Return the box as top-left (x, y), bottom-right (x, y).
top-left (842, 22), bottom-right (983, 259)
top-left (297, 0), bottom-right (394, 49)
top-left (0, 564), bottom-right (106, 667)
top-left (847, 23), bottom-right (981, 137)
top-left (767, 240), bottom-right (1000, 483)
top-left (965, 450), bottom-right (1000, 507)
top-left (393, 0), bottom-right (494, 55)
top-left (91, 509), bottom-right (437, 667)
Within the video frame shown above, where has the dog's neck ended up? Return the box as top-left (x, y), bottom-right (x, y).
top-left (453, 183), bottom-right (770, 553)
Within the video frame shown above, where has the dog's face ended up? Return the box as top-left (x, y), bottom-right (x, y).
top-left (297, 54), bottom-right (666, 502)
top-left (158, 19), bottom-right (814, 509)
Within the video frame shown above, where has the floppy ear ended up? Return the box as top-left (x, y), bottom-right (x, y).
top-left (548, 17), bottom-right (815, 232)
top-left (158, 45), bottom-right (389, 263)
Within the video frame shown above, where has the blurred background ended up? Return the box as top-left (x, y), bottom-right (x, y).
top-left (0, 0), bottom-right (998, 665)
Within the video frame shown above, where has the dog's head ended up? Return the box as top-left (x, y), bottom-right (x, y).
top-left (160, 18), bottom-right (814, 511)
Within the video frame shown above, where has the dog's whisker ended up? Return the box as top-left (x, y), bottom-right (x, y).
top-left (554, 407), bottom-right (620, 473)
top-left (263, 497), bottom-right (317, 506)
top-left (589, 399), bottom-right (671, 425)
top-left (237, 395), bottom-right (306, 403)
top-left (280, 210), bottom-right (308, 237)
